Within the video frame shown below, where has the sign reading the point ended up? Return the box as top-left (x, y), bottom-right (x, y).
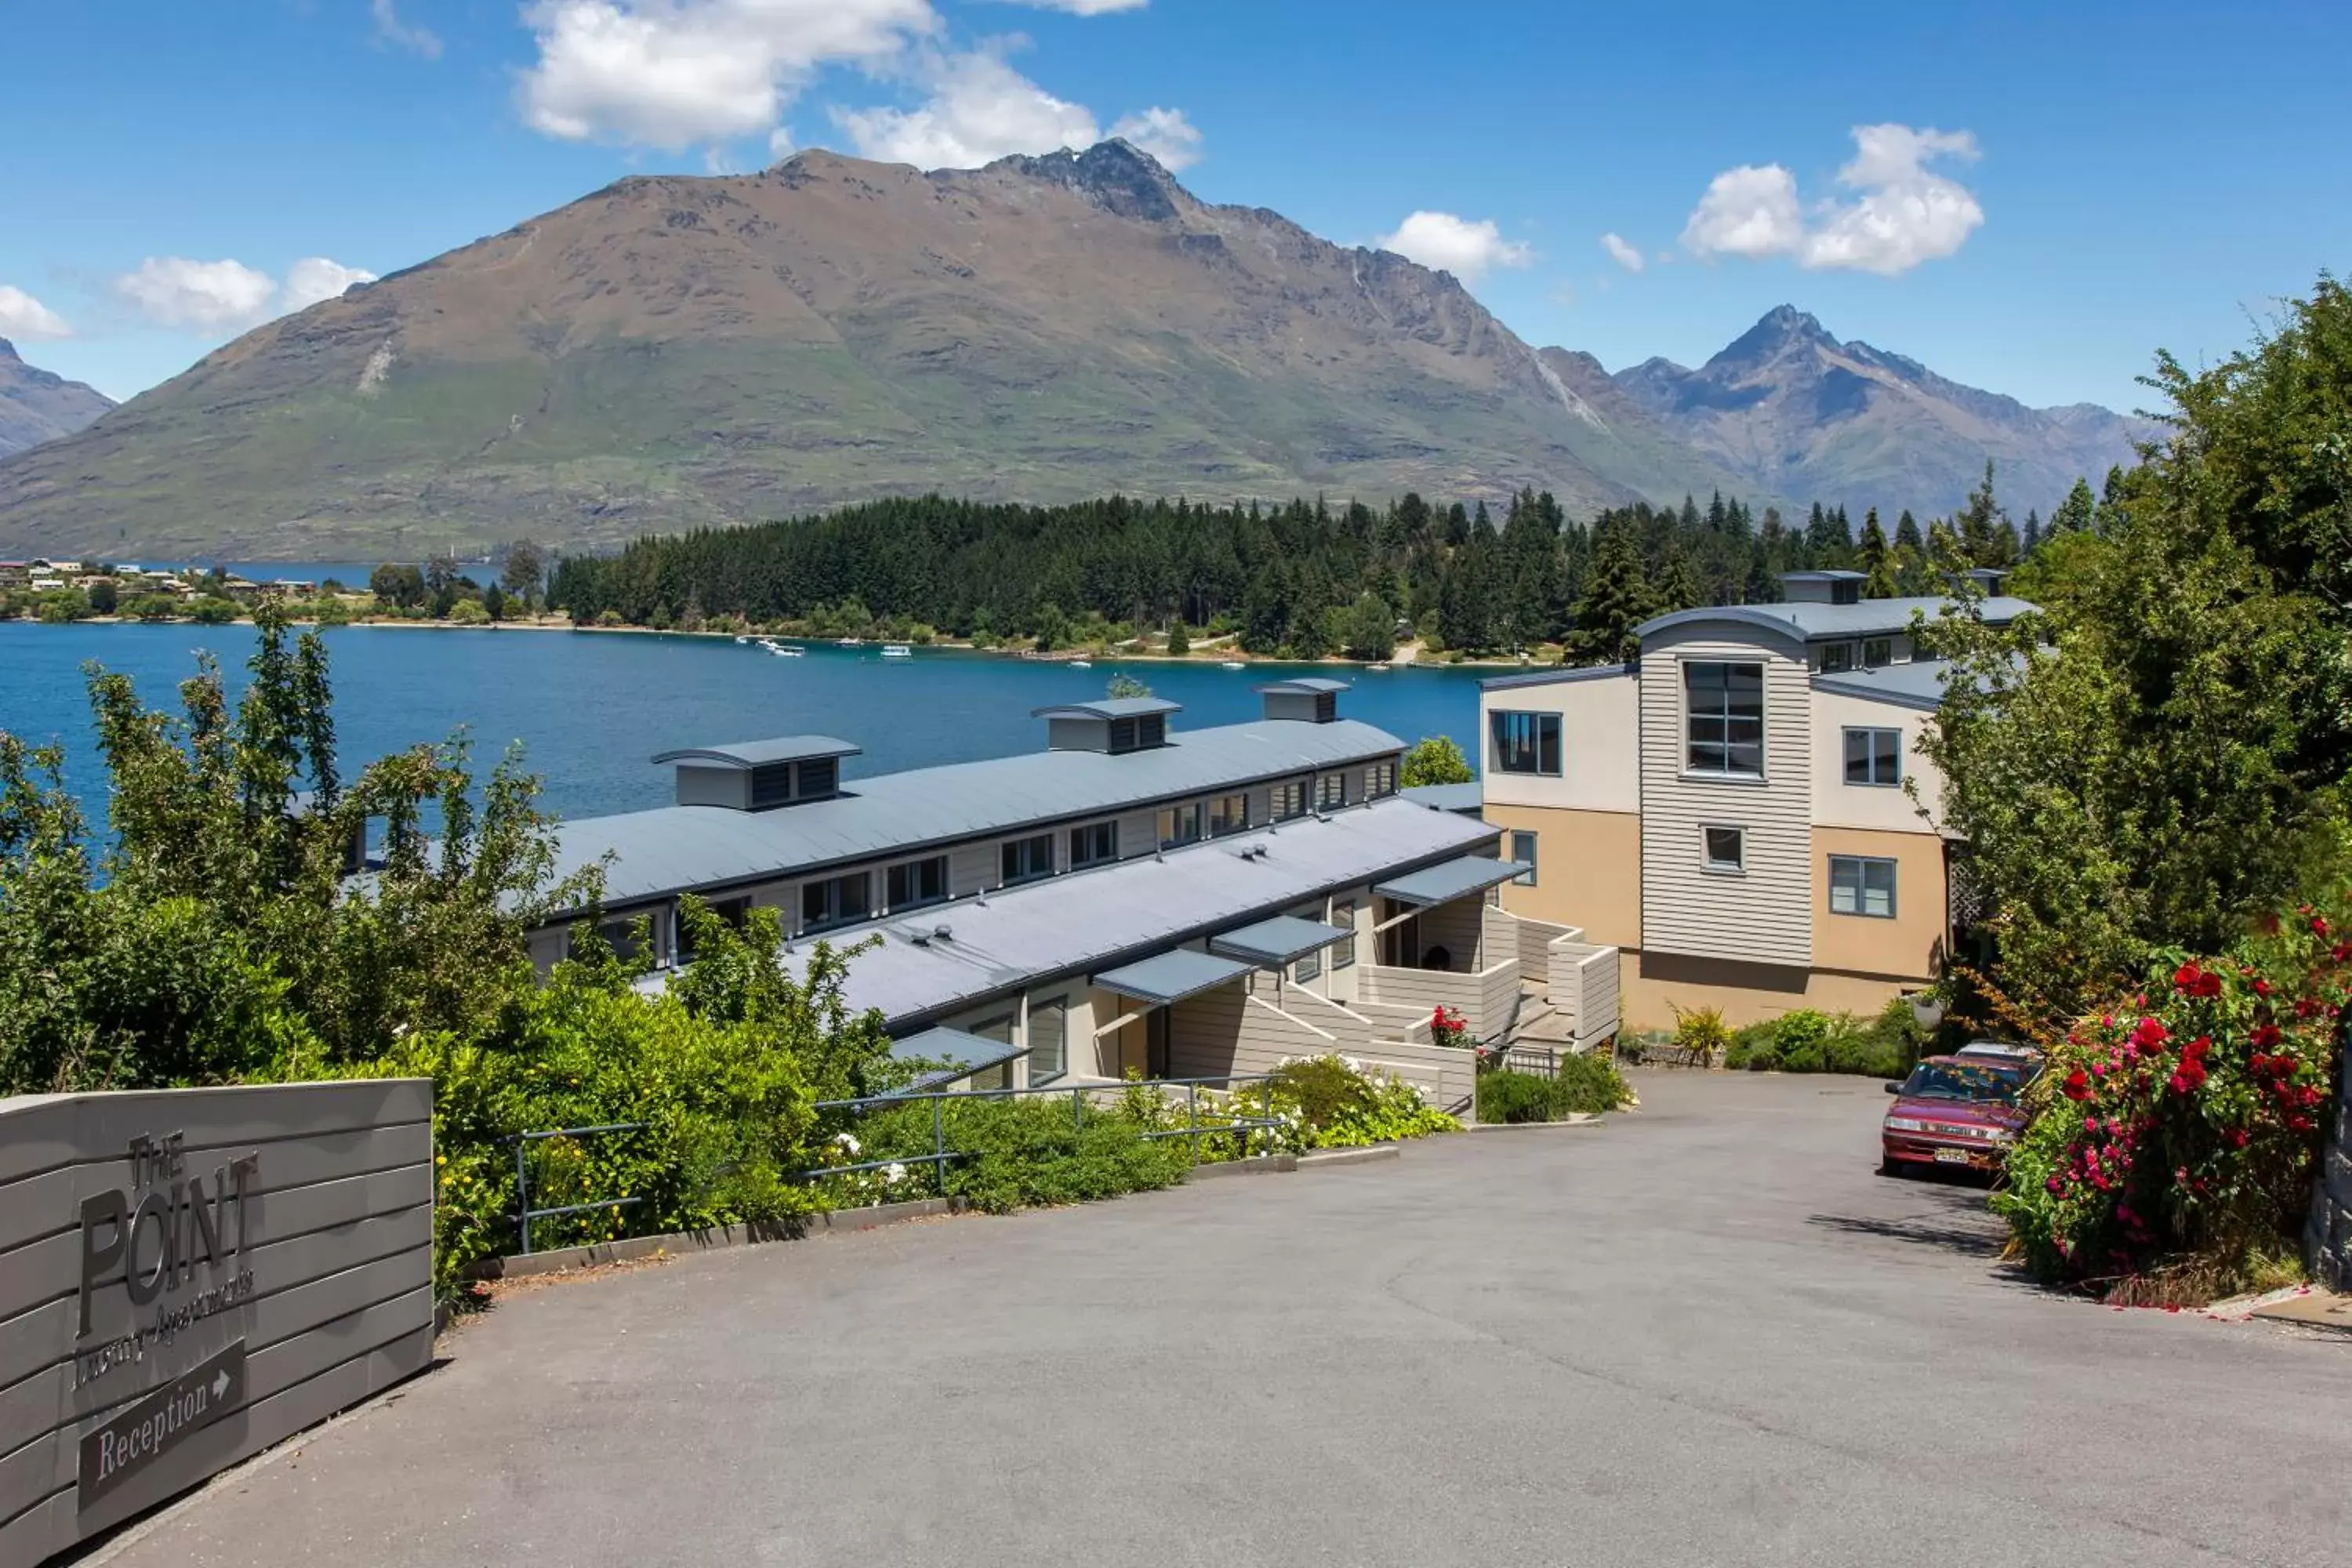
top-left (74, 1131), bottom-right (261, 1391)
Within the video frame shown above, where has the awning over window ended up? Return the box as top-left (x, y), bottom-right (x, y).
top-left (1093, 949), bottom-right (1256, 1005)
top-left (884, 1026), bottom-right (1030, 1093)
top-left (1373, 854), bottom-right (1530, 908)
top-left (1210, 916), bottom-right (1352, 967)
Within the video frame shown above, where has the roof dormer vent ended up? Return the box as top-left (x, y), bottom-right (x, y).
top-left (1255, 677), bottom-right (1349, 723)
top-left (1031, 697), bottom-right (1181, 754)
top-left (1779, 569), bottom-right (1866, 606)
top-left (652, 736), bottom-right (862, 811)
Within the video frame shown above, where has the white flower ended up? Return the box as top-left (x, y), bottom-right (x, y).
top-left (834, 1132), bottom-right (861, 1155)
top-left (884, 1162), bottom-right (908, 1185)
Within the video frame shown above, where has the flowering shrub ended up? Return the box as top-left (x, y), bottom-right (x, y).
top-left (1996, 903), bottom-right (2350, 1301)
top-left (1429, 1006), bottom-right (1469, 1049)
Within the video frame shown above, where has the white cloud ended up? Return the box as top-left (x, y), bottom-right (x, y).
top-left (1106, 107), bottom-right (1200, 171)
top-left (371, 0), bottom-right (443, 58)
top-left (0, 285), bottom-right (72, 341)
top-left (768, 125), bottom-right (797, 161)
top-left (281, 257), bottom-right (378, 312)
top-left (114, 256), bottom-right (375, 332)
top-left (1377, 211), bottom-right (1534, 282)
top-left (1018, 0), bottom-right (1147, 10)
top-left (1600, 232), bottom-right (1645, 273)
top-left (1680, 164), bottom-right (1806, 260)
top-left (518, 0), bottom-right (935, 151)
top-left (114, 258), bottom-right (280, 331)
top-left (1680, 124), bottom-right (1984, 276)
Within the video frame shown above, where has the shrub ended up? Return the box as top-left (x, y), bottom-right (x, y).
top-left (446, 599), bottom-right (491, 625)
top-left (1478, 1058), bottom-right (1632, 1123)
top-left (1477, 1069), bottom-right (1555, 1123)
top-left (1669, 1004), bottom-right (1730, 1067)
top-left (1270, 1054), bottom-right (1374, 1128)
top-left (1995, 902), bottom-right (2351, 1303)
top-left (1724, 1019), bottom-right (1779, 1071)
top-left (847, 1095), bottom-right (1192, 1214)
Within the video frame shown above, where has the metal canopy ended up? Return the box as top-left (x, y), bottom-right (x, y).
top-left (1374, 854), bottom-right (1530, 908)
top-left (1093, 949), bottom-right (1255, 1005)
top-left (885, 1027), bottom-right (1030, 1092)
top-left (1210, 915), bottom-right (1352, 967)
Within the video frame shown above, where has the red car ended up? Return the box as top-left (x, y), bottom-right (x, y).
top-left (1879, 1055), bottom-right (2028, 1178)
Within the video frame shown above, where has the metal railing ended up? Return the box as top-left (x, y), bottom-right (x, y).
top-left (798, 1075), bottom-right (1288, 1195)
top-left (509, 1121), bottom-right (649, 1254)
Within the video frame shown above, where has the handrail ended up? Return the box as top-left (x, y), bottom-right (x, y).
top-left (506, 1121), bottom-right (651, 1255)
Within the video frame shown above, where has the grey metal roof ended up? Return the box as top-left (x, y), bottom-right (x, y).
top-left (1480, 662), bottom-right (1629, 691)
top-left (1209, 915), bottom-right (1352, 967)
top-left (549, 717), bottom-right (1406, 913)
top-left (1094, 949), bottom-right (1257, 1004)
top-left (1782, 569), bottom-right (1868, 583)
top-left (1254, 677), bottom-right (1351, 695)
top-left (650, 736), bottom-right (862, 769)
top-left (1028, 696), bottom-right (1183, 720)
top-left (771, 796), bottom-right (1497, 1028)
top-left (1813, 658), bottom-right (1971, 710)
top-left (1399, 782), bottom-right (1484, 814)
top-left (1636, 596), bottom-right (2035, 647)
top-left (1374, 854), bottom-right (1529, 907)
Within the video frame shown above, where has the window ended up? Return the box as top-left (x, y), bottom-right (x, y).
top-left (1861, 637), bottom-right (1892, 669)
top-left (800, 871), bottom-right (871, 932)
top-left (1509, 829), bottom-right (1538, 887)
top-left (581, 910), bottom-right (656, 963)
top-left (1818, 642), bottom-right (1856, 674)
top-left (965, 1013), bottom-right (1015, 1091)
top-left (1685, 661), bottom-right (1765, 776)
top-left (1702, 826), bottom-right (1745, 873)
top-left (1330, 899), bottom-right (1357, 969)
top-left (749, 763), bottom-right (793, 809)
top-left (1209, 793), bottom-right (1250, 837)
top-left (1829, 855), bottom-right (1898, 918)
top-left (1489, 710), bottom-right (1563, 775)
top-left (1294, 945), bottom-right (1322, 983)
top-left (1843, 727), bottom-right (1904, 787)
top-left (1029, 997), bottom-right (1068, 1084)
top-left (1069, 821), bottom-right (1119, 869)
top-left (1272, 780), bottom-right (1308, 821)
top-left (886, 855), bottom-right (949, 911)
top-left (1000, 833), bottom-right (1054, 886)
top-left (1367, 761), bottom-right (1397, 798)
top-left (1156, 803), bottom-right (1201, 849)
top-left (1316, 772), bottom-right (1348, 811)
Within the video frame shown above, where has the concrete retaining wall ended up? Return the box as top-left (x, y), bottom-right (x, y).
top-left (0, 1080), bottom-right (435, 1568)
top-left (2307, 1044), bottom-right (2352, 1290)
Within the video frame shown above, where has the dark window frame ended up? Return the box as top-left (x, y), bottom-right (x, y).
top-left (1489, 710), bottom-right (1564, 776)
top-left (885, 855), bottom-right (950, 912)
top-left (1209, 793), bottom-right (1250, 837)
top-left (1842, 726), bottom-right (1904, 787)
top-left (1156, 803), bottom-right (1202, 850)
top-left (1069, 820), bottom-right (1120, 869)
top-left (800, 870), bottom-right (873, 933)
top-left (1000, 833), bottom-right (1055, 887)
top-left (1828, 855), bottom-right (1898, 919)
top-left (1684, 661), bottom-right (1766, 777)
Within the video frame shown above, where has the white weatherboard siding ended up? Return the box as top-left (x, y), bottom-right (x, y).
top-left (1639, 631), bottom-right (1814, 968)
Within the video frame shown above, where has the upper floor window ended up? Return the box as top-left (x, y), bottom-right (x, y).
top-left (1490, 710), bottom-right (1563, 776)
top-left (885, 855), bottom-right (949, 912)
top-left (1685, 662), bottom-right (1764, 776)
top-left (1000, 833), bottom-right (1054, 887)
top-left (1272, 780), bottom-right (1308, 821)
top-left (1819, 643), bottom-right (1856, 674)
top-left (1316, 772), bottom-right (1348, 811)
top-left (1069, 820), bottom-right (1119, 869)
top-left (1209, 793), bottom-right (1250, 837)
top-left (1829, 855), bottom-right (1897, 919)
top-left (1702, 825), bottom-right (1745, 873)
top-left (1157, 802), bottom-right (1202, 849)
top-left (1330, 898), bottom-right (1358, 969)
top-left (1366, 760), bottom-right (1397, 798)
top-left (801, 871), bottom-right (872, 932)
top-left (1861, 637), bottom-right (1893, 669)
top-left (1843, 727), bottom-right (1903, 787)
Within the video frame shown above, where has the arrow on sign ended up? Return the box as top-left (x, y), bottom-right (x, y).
top-left (211, 1370), bottom-right (231, 1400)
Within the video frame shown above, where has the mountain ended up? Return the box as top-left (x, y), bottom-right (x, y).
top-left (0, 339), bottom-right (113, 460)
top-left (0, 142), bottom-right (1755, 561)
top-left (1613, 305), bottom-right (2155, 523)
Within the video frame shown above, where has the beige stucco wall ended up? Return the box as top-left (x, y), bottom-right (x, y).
top-left (1809, 826), bottom-right (1948, 983)
top-left (1480, 671), bottom-right (1640, 814)
top-left (1617, 949), bottom-right (1921, 1032)
top-left (1486, 804), bottom-right (1641, 949)
top-left (1809, 688), bottom-right (1945, 830)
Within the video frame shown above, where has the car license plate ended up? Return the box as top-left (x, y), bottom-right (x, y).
top-left (1934, 1148), bottom-right (1970, 1164)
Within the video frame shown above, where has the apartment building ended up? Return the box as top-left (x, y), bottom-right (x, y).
top-left (1479, 569), bottom-right (2031, 1029)
top-left (525, 681), bottom-right (1621, 1101)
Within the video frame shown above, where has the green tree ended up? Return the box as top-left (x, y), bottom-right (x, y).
top-left (1340, 591), bottom-right (1396, 661)
top-left (1857, 508), bottom-right (1898, 597)
top-left (1652, 540), bottom-right (1701, 615)
top-left (1569, 521), bottom-right (1652, 665)
top-left (87, 579), bottom-right (118, 615)
top-left (2049, 477), bottom-right (2096, 538)
top-left (1164, 620), bottom-right (1190, 657)
top-left (1400, 735), bottom-right (1474, 788)
top-left (500, 540), bottom-right (547, 608)
top-left (1105, 673), bottom-right (1151, 699)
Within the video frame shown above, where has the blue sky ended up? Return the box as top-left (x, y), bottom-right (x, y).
top-left (3, 0), bottom-right (2343, 410)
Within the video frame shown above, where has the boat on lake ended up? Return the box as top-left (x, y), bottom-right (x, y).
top-left (881, 644), bottom-right (913, 659)
top-left (1070, 659), bottom-right (1092, 670)
top-left (1220, 660), bottom-right (1246, 670)
top-left (768, 642), bottom-right (804, 658)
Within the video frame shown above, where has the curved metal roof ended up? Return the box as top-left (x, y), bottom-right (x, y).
top-left (1253, 677), bottom-right (1352, 695)
top-left (650, 736), bottom-right (862, 769)
top-left (1028, 696), bottom-right (1184, 720)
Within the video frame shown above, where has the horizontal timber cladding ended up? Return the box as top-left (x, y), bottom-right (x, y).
top-left (1639, 630), bottom-right (1815, 970)
top-left (0, 1080), bottom-right (434, 1568)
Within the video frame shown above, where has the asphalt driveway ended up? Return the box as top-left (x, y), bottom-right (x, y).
top-left (91, 1072), bottom-right (2352, 1567)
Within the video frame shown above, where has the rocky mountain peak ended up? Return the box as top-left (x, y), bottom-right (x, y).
top-left (0, 338), bottom-right (19, 364)
top-left (1711, 304), bottom-right (1837, 369)
top-left (985, 139), bottom-right (1183, 223)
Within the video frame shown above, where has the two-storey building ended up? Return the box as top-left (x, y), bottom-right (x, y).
top-left (1478, 570), bottom-right (2030, 1029)
top-left (522, 681), bottom-right (1622, 1101)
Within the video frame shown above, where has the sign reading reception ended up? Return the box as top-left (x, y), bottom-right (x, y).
top-left (0, 1080), bottom-right (434, 1568)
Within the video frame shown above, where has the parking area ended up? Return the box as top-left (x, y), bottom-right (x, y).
top-left (93, 1072), bottom-right (2352, 1568)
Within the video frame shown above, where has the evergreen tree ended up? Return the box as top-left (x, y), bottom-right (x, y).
top-left (1340, 592), bottom-right (1396, 662)
top-left (2050, 477), bottom-right (2096, 536)
top-left (1570, 522), bottom-right (1652, 666)
top-left (1653, 540), bottom-right (1701, 615)
top-left (1958, 460), bottom-right (2006, 565)
top-left (1165, 620), bottom-right (1190, 657)
top-left (1858, 509), bottom-right (1898, 598)
top-left (2021, 508), bottom-right (2042, 557)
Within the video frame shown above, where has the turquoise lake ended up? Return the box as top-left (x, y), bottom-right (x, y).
top-left (0, 622), bottom-right (1490, 825)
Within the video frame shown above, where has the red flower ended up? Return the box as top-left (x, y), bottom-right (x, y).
top-left (2128, 1017), bottom-right (2171, 1051)
top-left (2252, 1024), bottom-right (2283, 1049)
top-left (2332, 942), bottom-right (2350, 963)
top-left (2062, 1068), bottom-right (2092, 1102)
top-left (2313, 915), bottom-right (2332, 936)
top-left (2253, 978), bottom-right (2273, 997)
top-left (2173, 962), bottom-right (2224, 998)
top-left (2183, 1035), bottom-right (2212, 1061)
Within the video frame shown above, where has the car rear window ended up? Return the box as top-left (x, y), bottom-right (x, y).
top-left (1898, 1062), bottom-right (2021, 1104)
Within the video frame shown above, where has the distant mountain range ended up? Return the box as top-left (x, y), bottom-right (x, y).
top-left (0, 339), bottom-right (112, 461)
top-left (0, 143), bottom-right (2152, 561)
